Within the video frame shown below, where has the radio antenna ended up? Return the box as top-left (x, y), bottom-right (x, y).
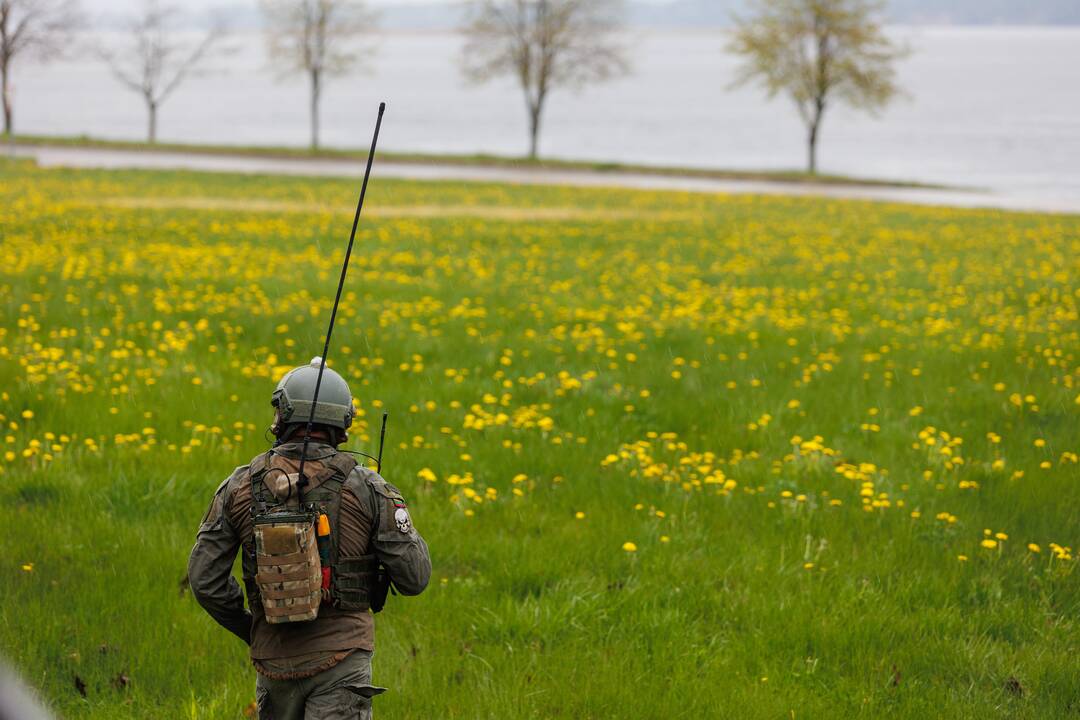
top-left (296, 102), bottom-right (386, 499)
top-left (376, 411), bottom-right (388, 473)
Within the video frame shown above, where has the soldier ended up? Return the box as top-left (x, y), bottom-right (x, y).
top-left (188, 357), bottom-right (431, 719)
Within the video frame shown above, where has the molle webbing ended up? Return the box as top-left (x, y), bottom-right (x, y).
top-left (257, 550), bottom-right (310, 568)
top-left (261, 585), bottom-right (318, 601)
top-left (256, 566), bottom-right (314, 583)
top-left (253, 517), bottom-right (322, 624)
top-left (333, 555), bottom-right (379, 610)
top-left (264, 603), bottom-right (319, 619)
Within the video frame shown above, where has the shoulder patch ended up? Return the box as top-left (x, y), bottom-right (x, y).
top-left (394, 507), bottom-right (412, 533)
top-left (385, 481), bottom-right (408, 508)
top-left (369, 476), bottom-right (407, 507)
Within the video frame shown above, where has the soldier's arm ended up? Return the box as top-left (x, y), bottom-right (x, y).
top-left (362, 472), bottom-right (432, 596)
top-left (187, 470), bottom-right (252, 644)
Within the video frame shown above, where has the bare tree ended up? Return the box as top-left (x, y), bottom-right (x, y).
top-left (462, 0), bottom-right (629, 160)
top-left (0, 0), bottom-right (81, 137)
top-left (99, 0), bottom-right (222, 144)
top-left (728, 0), bottom-right (906, 174)
top-left (259, 0), bottom-right (376, 151)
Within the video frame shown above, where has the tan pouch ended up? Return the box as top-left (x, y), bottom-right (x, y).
top-left (253, 511), bottom-right (322, 624)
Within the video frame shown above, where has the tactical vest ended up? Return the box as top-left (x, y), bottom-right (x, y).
top-left (244, 450), bottom-right (382, 623)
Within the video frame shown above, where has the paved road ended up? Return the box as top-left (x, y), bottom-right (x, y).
top-left (12, 144), bottom-right (1078, 214)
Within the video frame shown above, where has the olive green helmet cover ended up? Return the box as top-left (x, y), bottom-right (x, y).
top-left (272, 356), bottom-right (354, 430)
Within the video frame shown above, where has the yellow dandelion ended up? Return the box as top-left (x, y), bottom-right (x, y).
top-left (622, 542), bottom-right (638, 553)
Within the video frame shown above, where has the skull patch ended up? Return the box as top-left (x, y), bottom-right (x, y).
top-left (394, 508), bottom-right (412, 534)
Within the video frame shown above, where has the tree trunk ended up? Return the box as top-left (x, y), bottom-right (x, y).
top-left (310, 68), bottom-right (321, 151)
top-left (1, 61), bottom-right (11, 137)
top-left (148, 99), bottom-right (158, 144)
top-left (806, 97), bottom-right (828, 175)
top-left (527, 99), bottom-right (543, 160)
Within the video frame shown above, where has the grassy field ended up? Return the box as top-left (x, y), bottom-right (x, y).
top-left (0, 159), bottom-right (1077, 719)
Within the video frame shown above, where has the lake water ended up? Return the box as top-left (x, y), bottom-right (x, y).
top-left (11, 27), bottom-right (1080, 203)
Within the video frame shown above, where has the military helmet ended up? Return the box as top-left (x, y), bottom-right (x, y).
top-left (272, 356), bottom-right (354, 430)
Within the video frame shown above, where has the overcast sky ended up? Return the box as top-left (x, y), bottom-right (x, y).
top-left (91, 0), bottom-right (670, 9)
top-left (90, 0), bottom-right (665, 9)
top-left (90, 0), bottom-right (463, 10)
top-left (84, 0), bottom-right (1080, 26)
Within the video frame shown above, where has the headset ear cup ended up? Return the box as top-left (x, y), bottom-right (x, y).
top-left (273, 389), bottom-right (293, 423)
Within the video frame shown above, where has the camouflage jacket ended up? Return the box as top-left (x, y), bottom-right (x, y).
top-left (187, 441), bottom-right (431, 662)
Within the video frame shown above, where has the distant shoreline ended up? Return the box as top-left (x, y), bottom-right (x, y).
top-left (9, 134), bottom-right (946, 191)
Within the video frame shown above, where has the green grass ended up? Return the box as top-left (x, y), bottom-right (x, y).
top-left (8, 132), bottom-right (946, 189)
top-left (0, 159), bottom-right (1076, 719)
